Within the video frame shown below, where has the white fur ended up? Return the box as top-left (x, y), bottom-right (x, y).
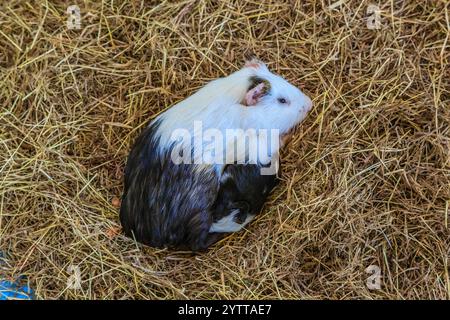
top-left (209, 210), bottom-right (255, 233)
top-left (153, 61), bottom-right (312, 168)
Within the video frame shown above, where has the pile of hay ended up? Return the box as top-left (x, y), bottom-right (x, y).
top-left (1, 0), bottom-right (449, 299)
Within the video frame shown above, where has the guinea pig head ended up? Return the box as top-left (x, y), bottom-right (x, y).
top-left (242, 59), bottom-right (313, 136)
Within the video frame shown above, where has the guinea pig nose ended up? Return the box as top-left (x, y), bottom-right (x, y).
top-left (304, 96), bottom-right (313, 111)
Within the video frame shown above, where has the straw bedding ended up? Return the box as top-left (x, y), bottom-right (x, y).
top-left (1, 0), bottom-right (449, 299)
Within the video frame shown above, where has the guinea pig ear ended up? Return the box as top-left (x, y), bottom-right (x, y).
top-left (245, 83), bottom-right (265, 106)
top-left (244, 77), bottom-right (270, 106)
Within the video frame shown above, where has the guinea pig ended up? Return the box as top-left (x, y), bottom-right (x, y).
top-left (119, 58), bottom-right (313, 251)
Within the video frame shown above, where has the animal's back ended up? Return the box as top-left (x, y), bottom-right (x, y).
top-left (119, 121), bottom-right (220, 250)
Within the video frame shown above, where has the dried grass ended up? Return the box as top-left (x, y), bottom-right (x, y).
top-left (1, 0), bottom-right (449, 299)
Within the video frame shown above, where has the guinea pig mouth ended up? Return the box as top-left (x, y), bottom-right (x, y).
top-left (281, 106), bottom-right (311, 141)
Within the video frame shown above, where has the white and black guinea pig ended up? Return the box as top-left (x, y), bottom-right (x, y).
top-left (119, 59), bottom-right (313, 251)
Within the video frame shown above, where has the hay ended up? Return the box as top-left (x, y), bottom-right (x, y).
top-left (1, 0), bottom-right (449, 299)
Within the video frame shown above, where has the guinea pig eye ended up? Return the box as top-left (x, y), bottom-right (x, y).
top-left (278, 97), bottom-right (287, 104)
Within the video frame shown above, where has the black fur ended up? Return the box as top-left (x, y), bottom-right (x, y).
top-left (212, 164), bottom-right (278, 224)
top-left (120, 121), bottom-right (279, 251)
top-left (120, 120), bottom-right (221, 251)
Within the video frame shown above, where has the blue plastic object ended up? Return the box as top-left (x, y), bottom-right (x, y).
top-left (0, 252), bottom-right (34, 300)
top-left (0, 280), bottom-right (34, 300)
